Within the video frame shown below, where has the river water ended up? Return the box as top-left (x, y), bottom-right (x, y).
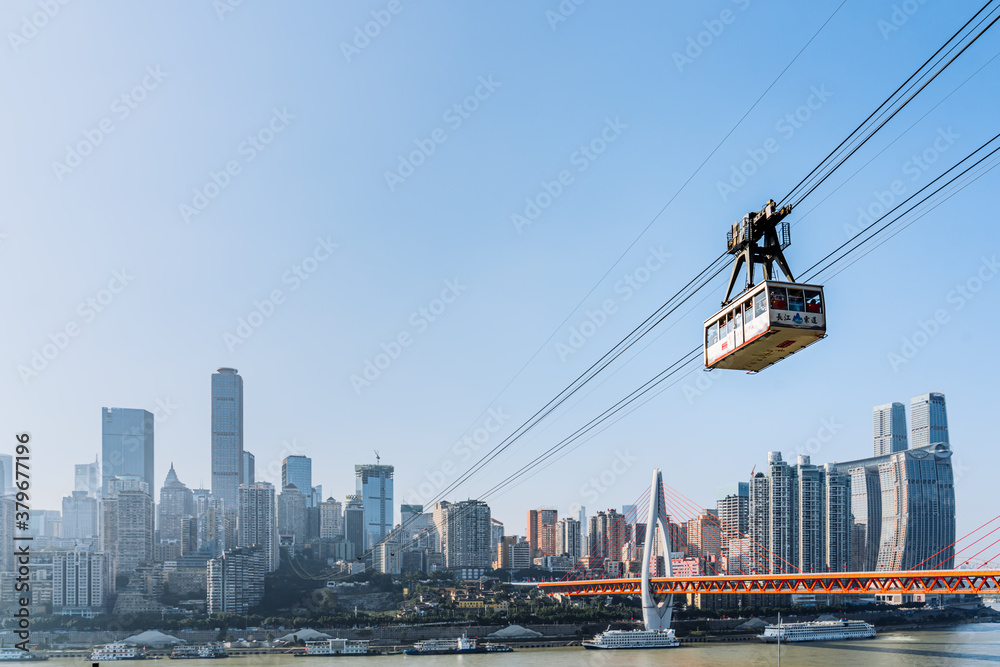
top-left (47, 623), bottom-right (1000, 666)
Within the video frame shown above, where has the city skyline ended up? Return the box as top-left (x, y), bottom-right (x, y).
top-left (3, 2), bottom-right (997, 547)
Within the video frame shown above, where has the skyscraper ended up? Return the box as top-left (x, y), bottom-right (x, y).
top-left (62, 491), bottom-right (100, 539)
top-left (527, 509), bottom-right (558, 557)
top-left (834, 442), bottom-right (955, 571)
top-left (0, 454), bottom-right (12, 497)
top-left (344, 495), bottom-right (365, 555)
top-left (211, 368), bottom-right (243, 511)
top-left (556, 517), bottom-right (582, 561)
top-left (238, 483), bottom-right (278, 572)
top-left (716, 482), bottom-right (749, 553)
top-left (910, 392), bottom-right (949, 447)
top-left (157, 464), bottom-right (194, 544)
top-left (101, 407), bottom-right (154, 494)
top-left (319, 497), bottom-right (343, 539)
top-left (434, 500), bottom-right (492, 571)
top-left (241, 451), bottom-right (255, 486)
top-left (282, 456), bottom-right (312, 507)
top-left (873, 402), bottom-right (908, 456)
top-left (277, 484), bottom-right (308, 553)
top-left (101, 475), bottom-right (155, 581)
top-left (355, 464), bottom-right (393, 549)
top-left (75, 458), bottom-right (101, 498)
top-left (207, 547), bottom-right (266, 614)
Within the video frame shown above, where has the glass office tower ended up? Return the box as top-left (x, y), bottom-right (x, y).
top-left (211, 368), bottom-right (243, 510)
top-left (101, 407), bottom-right (154, 495)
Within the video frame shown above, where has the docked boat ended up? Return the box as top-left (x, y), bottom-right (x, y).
top-left (759, 619), bottom-right (876, 643)
top-left (0, 648), bottom-right (48, 661)
top-left (169, 644), bottom-right (229, 659)
top-left (300, 639), bottom-right (370, 656)
top-left (403, 636), bottom-right (482, 655)
top-left (582, 627), bottom-right (680, 650)
top-left (90, 643), bottom-right (146, 661)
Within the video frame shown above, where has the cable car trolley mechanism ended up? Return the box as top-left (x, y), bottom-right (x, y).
top-left (704, 199), bottom-right (826, 372)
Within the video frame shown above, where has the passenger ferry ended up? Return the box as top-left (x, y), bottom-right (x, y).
top-left (582, 627), bottom-right (680, 650)
top-left (0, 648), bottom-right (48, 661)
top-left (760, 619), bottom-right (876, 643)
top-left (169, 644), bottom-right (229, 659)
top-left (300, 639), bottom-right (370, 656)
top-left (403, 636), bottom-right (483, 655)
top-left (89, 643), bottom-right (146, 661)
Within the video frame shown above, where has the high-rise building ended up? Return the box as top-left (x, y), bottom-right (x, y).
top-left (490, 518), bottom-right (504, 556)
top-left (75, 458), bottom-right (101, 498)
top-left (241, 451), bottom-right (255, 486)
top-left (277, 485), bottom-right (308, 552)
top-left (824, 464), bottom-right (851, 573)
top-left (873, 402), bottom-right (908, 456)
top-left (0, 497), bottom-right (14, 572)
top-left (198, 494), bottom-right (229, 558)
top-left (211, 368), bottom-right (243, 511)
top-left (834, 442), bottom-right (955, 571)
top-left (433, 500), bottom-right (492, 570)
top-left (282, 456), bottom-right (312, 506)
top-left (101, 476), bottom-right (155, 581)
top-left (344, 495), bottom-right (365, 555)
top-left (238, 483), bottom-right (278, 572)
top-left (62, 491), bottom-right (100, 540)
top-left (588, 509), bottom-right (626, 563)
top-left (796, 456), bottom-right (825, 574)
top-left (910, 392), bottom-right (949, 447)
top-left (319, 497), bottom-right (344, 539)
top-left (527, 509), bottom-right (558, 557)
top-left (556, 518), bottom-right (582, 561)
top-left (101, 407), bottom-right (154, 494)
top-left (848, 466), bottom-right (882, 571)
top-left (207, 547), bottom-right (266, 614)
top-left (355, 464), bottom-right (393, 549)
top-left (157, 463), bottom-right (194, 544)
top-left (716, 482), bottom-right (749, 554)
top-left (52, 551), bottom-right (111, 615)
top-left (0, 454), bottom-right (13, 497)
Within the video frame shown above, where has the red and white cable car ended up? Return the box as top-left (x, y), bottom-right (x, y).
top-left (704, 200), bottom-right (826, 372)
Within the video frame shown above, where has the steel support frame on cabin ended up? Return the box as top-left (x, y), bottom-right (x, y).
top-left (539, 570), bottom-right (1000, 596)
top-left (722, 200), bottom-right (795, 306)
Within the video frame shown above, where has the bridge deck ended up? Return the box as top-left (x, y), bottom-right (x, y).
top-left (538, 570), bottom-right (1000, 596)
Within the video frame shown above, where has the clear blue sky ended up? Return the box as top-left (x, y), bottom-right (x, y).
top-left (2, 1), bottom-right (998, 543)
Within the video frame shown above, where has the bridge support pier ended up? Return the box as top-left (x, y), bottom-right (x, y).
top-left (641, 468), bottom-right (674, 631)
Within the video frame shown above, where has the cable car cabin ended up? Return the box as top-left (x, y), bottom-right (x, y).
top-left (704, 281), bottom-right (826, 372)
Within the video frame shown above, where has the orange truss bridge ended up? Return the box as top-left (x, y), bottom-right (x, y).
top-left (538, 570), bottom-right (1000, 597)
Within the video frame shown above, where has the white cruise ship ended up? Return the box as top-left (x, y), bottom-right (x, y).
top-left (89, 643), bottom-right (146, 661)
top-left (302, 639), bottom-right (370, 656)
top-left (0, 648), bottom-right (48, 661)
top-left (582, 628), bottom-right (680, 650)
top-left (760, 619), bottom-right (876, 643)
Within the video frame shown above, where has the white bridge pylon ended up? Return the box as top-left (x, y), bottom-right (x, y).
top-left (641, 468), bottom-right (673, 631)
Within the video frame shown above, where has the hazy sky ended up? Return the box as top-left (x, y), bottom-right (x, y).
top-left (2, 1), bottom-right (998, 544)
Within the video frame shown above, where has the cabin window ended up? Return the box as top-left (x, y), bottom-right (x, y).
top-left (754, 290), bottom-right (767, 318)
top-left (788, 289), bottom-right (805, 312)
top-left (725, 312), bottom-right (733, 336)
top-left (707, 322), bottom-right (719, 346)
top-left (743, 299), bottom-right (754, 323)
top-left (770, 287), bottom-right (787, 310)
top-left (805, 290), bottom-right (823, 313)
